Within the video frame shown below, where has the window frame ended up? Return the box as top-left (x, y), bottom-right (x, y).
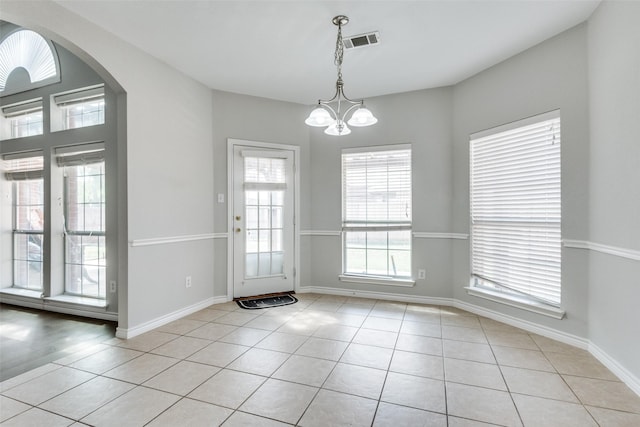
top-left (58, 144), bottom-right (107, 299)
top-left (340, 144), bottom-right (414, 285)
top-left (468, 110), bottom-right (564, 318)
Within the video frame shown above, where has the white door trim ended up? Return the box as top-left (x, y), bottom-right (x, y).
top-left (227, 138), bottom-right (300, 300)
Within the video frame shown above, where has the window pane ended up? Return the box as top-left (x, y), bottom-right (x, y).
top-left (345, 248), bottom-right (366, 275)
top-left (271, 207), bottom-right (282, 228)
top-left (246, 206), bottom-right (258, 229)
top-left (11, 110), bottom-right (43, 138)
top-left (246, 190), bottom-right (258, 205)
top-left (258, 230), bottom-right (270, 253)
top-left (246, 229), bottom-right (258, 253)
top-left (271, 252), bottom-right (284, 275)
top-left (272, 191), bottom-right (283, 206)
top-left (367, 249), bottom-right (388, 276)
top-left (246, 253), bottom-right (258, 277)
top-left (62, 99), bottom-right (105, 130)
top-left (259, 191), bottom-right (270, 205)
top-left (259, 207), bottom-right (270, 229)
top-left (272, 229), bottom-right (283, 251)
top-left (258, 253), bottom-right (271, 276)
top-left (345, 231), bottom-right (366, 249)
top-left (389, 250), bottom-right (411, 277)
top-left (388, 230), bottom-right (411, 250)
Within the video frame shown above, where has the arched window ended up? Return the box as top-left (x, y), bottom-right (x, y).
top-left (0, 29), bottom-right (60, 95)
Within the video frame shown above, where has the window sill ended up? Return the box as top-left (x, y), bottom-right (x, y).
top-left (0, 287), bottom-right (42, 299)
top-left (48, 294), bottom-right (107, 308)
top-left (339, 274), bottom-right (415, 287)
top-left (465, 286), bottom-right (565, 319)
top-left (0, 287), bottom-right (107, 309)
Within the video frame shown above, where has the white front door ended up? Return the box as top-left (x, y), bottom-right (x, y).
top-left (232, 144), bottom-right (295, 298)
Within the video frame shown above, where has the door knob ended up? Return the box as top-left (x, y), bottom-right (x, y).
top-left (235, 216), bottom-right (241, 221)
top-left (235, 228), bottom-right (242, 233)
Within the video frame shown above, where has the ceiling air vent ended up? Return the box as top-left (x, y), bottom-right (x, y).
top-left (342, 31), bottom-right (380, 50)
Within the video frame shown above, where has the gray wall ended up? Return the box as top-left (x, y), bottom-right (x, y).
top-left (451, 24), bottom-right (591, 337)
top-left (587, 0), bottom-right (640, 380)
top-left (306, 87), bottom-right (455, 299)
top-left (211, 89), bottom-right (311, 296)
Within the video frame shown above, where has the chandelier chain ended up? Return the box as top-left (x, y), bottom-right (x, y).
top-left (334, 21), bottom-right (344, 81)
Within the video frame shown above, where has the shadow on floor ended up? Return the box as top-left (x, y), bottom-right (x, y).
top-left (0, 303), bottom-right (116, 382)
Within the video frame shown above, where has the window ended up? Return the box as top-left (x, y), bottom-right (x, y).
top-left (244, 155), bottom-right (286, 277)
top-left (58, 144), bottom-right (106, 298)
top-left (3, 153), bottom-right (44, 290)
top-left (1, 99), bottom-right (43, 140)
top-left (342, 145), bottom-right (412, 279)
top-left (51, 85), bottom-right (105, 131)
top-left (0, 29), bottom-right (60, 96)
top-left (470, 111), bottom-right (561, 305)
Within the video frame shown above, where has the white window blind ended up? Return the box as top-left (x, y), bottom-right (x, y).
top-left (470, 111), bottom-right (561, 305)
top-left (53, 85), bottom-right (104, 106)
top-left (2, 151), bottom-right (44, 180)
top-left (342, 145), bottom-right (412, 278)
top-left (55, 142), bottom-right (105, 167)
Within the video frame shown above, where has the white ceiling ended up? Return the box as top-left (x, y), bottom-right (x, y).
top-left (53, 0), bottom-right (600, 105)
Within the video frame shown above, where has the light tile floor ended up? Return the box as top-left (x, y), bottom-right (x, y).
top-left (2, 293), bottom-right (640, 426)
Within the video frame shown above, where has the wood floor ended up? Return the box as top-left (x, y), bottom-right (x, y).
top-left (0, 303), bottom-right (116, 382)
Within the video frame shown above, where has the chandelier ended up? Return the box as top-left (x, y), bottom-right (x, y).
top-left (305, 15), bottom-right (378, 136)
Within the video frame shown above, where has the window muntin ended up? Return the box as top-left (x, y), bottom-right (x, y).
top-left (470, 111), bottom-right (561, 305)
top-left (63, 160), bottom-right (106, 298)
top-left (3, 154), bottom-right (45, 290)
top-left (342, 146), bottom-right (412, 279)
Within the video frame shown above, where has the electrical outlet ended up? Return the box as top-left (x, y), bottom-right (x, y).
top-left (418, 269), bottom-right (426, 280)
top-left (185, 276), bottom-right (192, 288)
top-left (109, 280), bottom-right (117, 293)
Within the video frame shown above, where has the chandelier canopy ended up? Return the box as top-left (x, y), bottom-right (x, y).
top-left (305, 15), bottom-right (378, 136)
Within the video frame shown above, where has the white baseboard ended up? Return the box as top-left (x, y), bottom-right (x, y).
top-left (298, 285), bottom-right (454, 307)
top-left (115, 296), bottom-right (225, 339)
top-left (454, 299), bottom-right (588, 349)
top-left (589, 341), bottom-right (640, 396)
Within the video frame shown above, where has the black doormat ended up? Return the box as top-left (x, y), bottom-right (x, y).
top-left (236, 293), bottom-right (298, 310)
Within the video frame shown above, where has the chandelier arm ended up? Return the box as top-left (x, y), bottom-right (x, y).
top-left (340, 102), bottom-right (364, 122)
top-left (318, 102), bottom-right (338, 121)
top-left (337, 89), bottom-right (363, 105)
top-left (317, 84), bottom-right (340, 104)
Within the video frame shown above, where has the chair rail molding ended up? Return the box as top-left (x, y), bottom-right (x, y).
top-left (563, 239), bottom-right (640, 261)
top-left (130, 233), bottom-right (216, 247)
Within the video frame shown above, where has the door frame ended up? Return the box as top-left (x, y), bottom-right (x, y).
top-left (226, 138), bottom-right (300, 300)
